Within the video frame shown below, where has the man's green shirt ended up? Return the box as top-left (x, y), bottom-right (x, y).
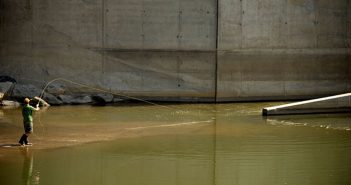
top-left (22, 104), bottom-right (36, 123)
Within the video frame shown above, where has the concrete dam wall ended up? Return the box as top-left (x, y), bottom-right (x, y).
top-left (1, 0), bottom-right (350, 102)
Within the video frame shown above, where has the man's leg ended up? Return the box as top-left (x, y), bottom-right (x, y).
top-left (23, 122), bottom-right (33, 145)
top-left (19, 134), bottom-right (27, 145)
top-left (24, 133), bottom-right (31, 145)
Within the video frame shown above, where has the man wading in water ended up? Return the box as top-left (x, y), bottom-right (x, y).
top-left (18, 97), bottom-right (40, 146)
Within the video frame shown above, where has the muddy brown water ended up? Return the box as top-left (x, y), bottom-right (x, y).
top-left (0, 103), bottom-right (351, 185)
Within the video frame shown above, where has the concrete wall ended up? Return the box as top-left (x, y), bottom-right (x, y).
top-left (217, 0), bottom-right (351, 101)
top-left (0, 0), bottom-right (350, 102)
top-left (217, 49), bottom-right (351, 101)
top-left (219, 0), bottom-right (350, 49)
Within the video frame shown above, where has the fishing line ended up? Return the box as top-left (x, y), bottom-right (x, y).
top-left (16, 77), bottom-right (176, 141)
top-left (33, 77), bottom-right (178, 139)
top-left (39, 77), bottom-right (174, 110)
top-left (15, 77), bottom-right (213, 141)
top-left (126, 120), bottom-right (213, 130)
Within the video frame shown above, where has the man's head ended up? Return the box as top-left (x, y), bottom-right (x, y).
top-left (24, 98), bottom-right (30, 104)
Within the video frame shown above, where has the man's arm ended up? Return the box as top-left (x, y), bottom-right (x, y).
top-left (34, 96), bottom-right (50, 107)
top-left (28, 104), bottom-right (40, 111)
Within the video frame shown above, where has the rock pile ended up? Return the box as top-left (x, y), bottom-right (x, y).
top-left (1, 82), bottom-right (120, 106)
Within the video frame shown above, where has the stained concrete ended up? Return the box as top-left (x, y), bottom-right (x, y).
top-left (219, 0), bottom-right (350, 49)
top-left (0, 0), bottom-right (350, 102)
top-left (102, 50), bottom-right (216, 101)
top-left (217, 49), bottom-right (351, 101)
top-left (104, 0), bottom-right (216, 50)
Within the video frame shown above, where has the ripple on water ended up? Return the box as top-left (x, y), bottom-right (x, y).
top-left (266, 118), bottom-right (351, 131)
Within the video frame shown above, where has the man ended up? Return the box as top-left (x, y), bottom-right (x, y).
top-left (18, 97), bottom-right (40, 146)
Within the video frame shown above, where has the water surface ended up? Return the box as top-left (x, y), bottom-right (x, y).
top-left (0, 103), bottom-right (351, 185)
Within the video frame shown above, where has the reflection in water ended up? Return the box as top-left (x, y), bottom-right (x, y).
top-left (20, 147), bottom-right (40, 185)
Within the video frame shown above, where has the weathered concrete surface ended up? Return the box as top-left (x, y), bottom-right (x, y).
top-left (263, 93), bottom-right (351, 115)
top-left (104, 0), bottom-right (216, 50)
top-left (0, 0), bottom-right (217, 102)
top-left (217, 0), bottom-right (351, 101)
top-left (217, 49), bottom-right (351, 101)
top-left (0, 0), bottom-right (350, 102)
top-left (102, 50), bottom-right (216, 101)
top-left (219, 0), bottom-right (350, 49)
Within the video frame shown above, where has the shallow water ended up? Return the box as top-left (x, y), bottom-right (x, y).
top-left (0, 102), bottom-right (351, 185)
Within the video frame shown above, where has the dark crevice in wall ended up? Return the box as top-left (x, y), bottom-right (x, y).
top-left (101, 0), bottom-right (106, 82)
top-left (215, 0), bottom-right (219, 102)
